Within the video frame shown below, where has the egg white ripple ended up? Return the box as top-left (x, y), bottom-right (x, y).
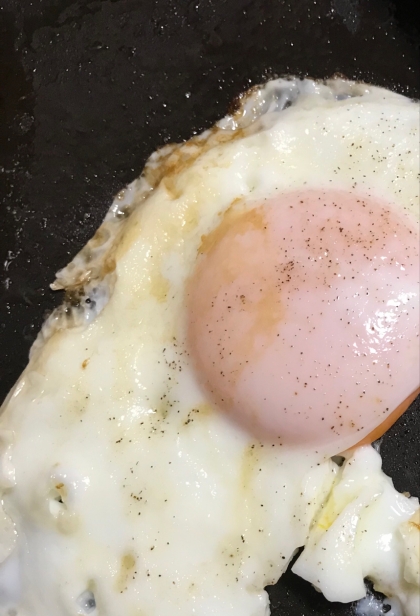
top-left (0, 78), bottom-right (419, 616)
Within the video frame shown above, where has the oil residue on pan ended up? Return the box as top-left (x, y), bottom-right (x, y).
top-left (0, 1), bottom-right (418, 615)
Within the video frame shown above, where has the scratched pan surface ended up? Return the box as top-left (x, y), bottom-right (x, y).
top-left (0, 0), bottom-right (419, 614)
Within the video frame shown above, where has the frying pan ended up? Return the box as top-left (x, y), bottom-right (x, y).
top-left (0, 0), bottom-right (419, 614)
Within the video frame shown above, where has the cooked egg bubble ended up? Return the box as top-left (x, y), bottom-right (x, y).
top-left (0, 78), bottom-right (418, 616)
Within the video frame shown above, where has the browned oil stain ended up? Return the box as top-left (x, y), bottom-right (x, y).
top-left (116, 129), bottom-right (246, 265)
top-left (182, 402), bottom-right (215, 426)
top-left (147, 126), bottom-right (245, 190)
top-left (89, 226), bottom-right (111, 250)
top-left (149, 271), bottom-right (170, 303)
top-left (407, 509), bottom-right (420, 532)
top-left (239, 443), bottom-right (259, 491)
top-left (190, 203), bottom-right (285, 391)
top-left (116, 552), bottom-right (137, 593)
top-left (55, 482), bottom-right (68, 501)
top-left (198, 198), bottom-right (262, 255)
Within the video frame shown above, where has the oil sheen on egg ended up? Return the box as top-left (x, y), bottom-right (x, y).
top-left (0, 78), bottom-right (419, 616)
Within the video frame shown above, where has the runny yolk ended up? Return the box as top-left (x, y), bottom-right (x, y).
top-left (187, 190), bottom-right (419, 456)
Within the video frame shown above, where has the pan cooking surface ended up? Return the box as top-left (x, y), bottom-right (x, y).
top-left (0, 1), bottom-right (418, 614)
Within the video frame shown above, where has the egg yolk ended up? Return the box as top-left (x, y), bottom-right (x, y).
top-left (187, 190), bottom-right (419, 456)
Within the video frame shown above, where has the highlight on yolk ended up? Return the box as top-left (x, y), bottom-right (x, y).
top-left (187, 190), bottom-right (419, 456)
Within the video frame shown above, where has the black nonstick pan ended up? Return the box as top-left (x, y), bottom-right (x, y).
top-left (0, 1), bottom-right (419, 614)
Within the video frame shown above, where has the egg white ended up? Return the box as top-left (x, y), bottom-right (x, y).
top-left (0, 78), bottom-right (418, 616)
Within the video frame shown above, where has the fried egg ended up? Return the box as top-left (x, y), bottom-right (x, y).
top-left (0, 77), bottom-right (418, 616)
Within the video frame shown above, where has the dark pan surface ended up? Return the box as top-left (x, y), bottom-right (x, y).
top-left (0, 1), bottom-right (419, 614)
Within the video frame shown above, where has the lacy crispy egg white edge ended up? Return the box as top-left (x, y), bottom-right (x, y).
top-left (0, 77), bottom-right (419, 616)
top-left (26, 76), bottom-right (420, 349)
